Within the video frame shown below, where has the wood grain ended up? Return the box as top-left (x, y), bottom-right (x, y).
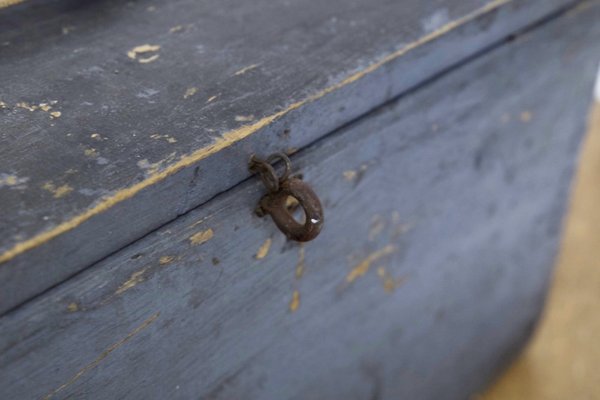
top-left (0, 0), bottom-right (576, 314)
top-left (1, 5), bottom-right (598, 398)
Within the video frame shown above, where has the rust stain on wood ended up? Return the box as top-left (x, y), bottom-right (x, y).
top-left (189, 228), bottom-right (214, 245)
top-left (346, 245), bottom-right (396, 283)
top-left (0, 0), bottom-right (512, 265)
top-left (42, 312), bottom-right (160, 400)
top-left (256, 238), bottom-right (272, 259)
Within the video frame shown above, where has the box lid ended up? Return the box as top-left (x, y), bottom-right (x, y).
top-left (0, 0), bottom-right (573, 313)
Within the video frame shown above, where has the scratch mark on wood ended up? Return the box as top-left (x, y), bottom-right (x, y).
top-left (234, 63), bottom-right (260, 76)
top-left (42, 312), bottom-right (159, 400)
top-left (346, 245), bottom-right (396, 283)
top-left (0, 0), bottom-right (512, 265)
top-left (206, 95), bottom-right (218, 103)
top-left (169, 25), bottom-right (183, 33)
top-left (256, 238), bottom-right (272, 260)
top-left (343, 170), bottom-right (357, 181)
top-left (189, 228), bottom-right (214, 246)
top-left (289, 290), bottom-right (300, 312)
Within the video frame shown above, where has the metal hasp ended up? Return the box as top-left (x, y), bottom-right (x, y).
top-left (249, 152), bottom-right (324, 242)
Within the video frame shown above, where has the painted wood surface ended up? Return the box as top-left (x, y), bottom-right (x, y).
top-left (1, 3), bottom-right (598, 398)
top-left (0, 0), bottom-right (577, 314)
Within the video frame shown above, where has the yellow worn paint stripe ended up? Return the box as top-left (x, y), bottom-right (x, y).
top-left (0, 0), bottom-right (25, 9)
top-left (0, 0), bottom-right (512, 265)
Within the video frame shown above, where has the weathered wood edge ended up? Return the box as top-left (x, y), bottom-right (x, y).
top-left (0, 0), bottom-right (577, 315)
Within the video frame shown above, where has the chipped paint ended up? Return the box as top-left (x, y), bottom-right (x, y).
top-left (169, 25), bottom-right (183, 33)
top-left (115, 268), bottom-right (148, 295)
top-left (295, 244), bottom-right (305, 278)
top-left (377, 267), bottom-right (405, 293)
top-left (42, 182), bottom-right (73, 198)
top-left (235, 115), bottom-right (254, 122)
top-left (289, 290), bottom-right (300, 312)
top-left (206, 95), bottom-right (218, 103)
top-left (84, 148), bottom-right (98, 157)
top-left (0, 100), bottom-right (7, 109)
top-left (0, 0), bottom-right (513, 265)
top-left (16, 102), bottom-right (37, 111)
top-left (139, 54), bottom-right (160, 64)
top-left (234, 63), bottom-right (260, 76)
top-left (183, 87), bottom-right (198, 99)
top-left (343, 170), bottom-right (357, 181)
top-left (90, 133), bottom-right (102, 140)
top-left (66, 302), bottom-right (79, 312)
top-left (127, 44), bottom-right (160, 63)
top-left (150, 133), bottom-right (177, 143)
top-left (189, 228), bottom-right (214, 245)
top-left (368, 216), bottom-right (385, 241)
top-left (256, 238), bottom-right (272, 259)
top-left (159, 255), bottom-right (175, 265)
top-left (520, 111), bottom-right (533, 122)
top-left (42, 312), bottom-right (159, 400)
top-left (346, 245), bottom-right (396, 283)
top-left (0, 173), bottom-right (28, 188)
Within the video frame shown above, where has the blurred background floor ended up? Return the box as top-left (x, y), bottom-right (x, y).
top-left (481, 99), bottom-right (600, 399)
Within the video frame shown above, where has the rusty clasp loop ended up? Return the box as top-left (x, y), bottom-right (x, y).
top-left (249, 153), bottom-right (324, 242)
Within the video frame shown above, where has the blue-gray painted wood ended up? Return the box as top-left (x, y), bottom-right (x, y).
top-left (1, 3), bottom-right (598, 398)
top-left (0, 0), bottom-right (578, 314)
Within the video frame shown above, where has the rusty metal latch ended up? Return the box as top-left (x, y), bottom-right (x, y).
top-left (249, 152), bottom-right (324, 242)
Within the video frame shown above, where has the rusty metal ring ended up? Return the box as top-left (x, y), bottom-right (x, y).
top-left (265, 152), bottom-right (292, 183)
top-left (258, 178), bottom-right (323, 242)
top-left (249, 155), bottom-right (280, 192)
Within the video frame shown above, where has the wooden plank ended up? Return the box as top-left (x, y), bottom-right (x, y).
top-left (0, 0), bottom-right (576, 314)
top-left (1, 4), bottom-right (598, 398)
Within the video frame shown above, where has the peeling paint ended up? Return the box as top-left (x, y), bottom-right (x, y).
top-left (520, 111), bottom-right (533, 122)
top-left (346, 245), bottom-right (396, 283)
top-left (256, 238), bottom-right (272, 259)
top-left (127, 44), bottom-right (160, 63)
top-left (189, 228), bottom-right (214, 245)
top-left (0, 173), bottom-right (28, 188)
top-left (42, 182), bottom-right (73, 198)
top-left (289, 290), bottom-right (300, 312)
top-left (0, 0), bottom-right (514, 265)
top-left (159, 255), bottom-right (175, 265)
top-left (343, 170), bottom-right (357, 181)
top-left (183, 87), bottom-right (198, 99)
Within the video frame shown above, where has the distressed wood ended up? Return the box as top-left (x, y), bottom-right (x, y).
top-left (0, 0), bottom-right (577, 314)
top-left (1, 4), bottom-right (598, 398)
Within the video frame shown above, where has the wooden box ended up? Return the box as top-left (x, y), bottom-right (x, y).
top-left (1, 0), bottom-right (599, 398)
